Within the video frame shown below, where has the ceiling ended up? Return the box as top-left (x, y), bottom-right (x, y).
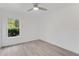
top-left (0, 3), bottom-right (72, 13)
top-left (0, 3), bottom-right (78, 18)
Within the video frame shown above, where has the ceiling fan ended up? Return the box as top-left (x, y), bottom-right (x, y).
top-left (28, 3), bottom-right (48, 11)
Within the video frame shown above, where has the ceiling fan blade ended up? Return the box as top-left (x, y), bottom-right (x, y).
top-left (39, 7), bottom-right (47, 11)
top-left (27, 8), bottom-right (33, 11)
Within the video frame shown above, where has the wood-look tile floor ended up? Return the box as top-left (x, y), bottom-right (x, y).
top-left (0, 40), bottom-right (79, 56)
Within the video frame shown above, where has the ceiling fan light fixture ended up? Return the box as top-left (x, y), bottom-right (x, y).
top-left (28, 3), bottom-right (48, 12)
top-left (33, 7), bottom-right (39, 11)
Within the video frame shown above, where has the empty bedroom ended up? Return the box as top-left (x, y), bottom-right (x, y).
top-left (0, 3), bottom-right (79, 56)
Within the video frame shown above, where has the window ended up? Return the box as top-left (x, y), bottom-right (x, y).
top-left (8, 18), bottom-right (20, 37)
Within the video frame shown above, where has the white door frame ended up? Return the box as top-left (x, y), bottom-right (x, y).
top-left (0, 17), bottom-right (2, 48)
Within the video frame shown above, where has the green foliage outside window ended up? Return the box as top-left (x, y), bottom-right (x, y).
top-left (8, 18), bottom-right (20, 37)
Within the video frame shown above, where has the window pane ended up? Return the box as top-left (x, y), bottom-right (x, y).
top-left (8, 18), bottom-right (20, 37)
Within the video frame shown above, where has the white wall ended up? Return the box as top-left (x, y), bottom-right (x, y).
top-left (40, 4), bottom-right (79, 54)
top-left (0, 8), bottom-right (46, 47)
top-left (0, 9), bottom-right (39, 46)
